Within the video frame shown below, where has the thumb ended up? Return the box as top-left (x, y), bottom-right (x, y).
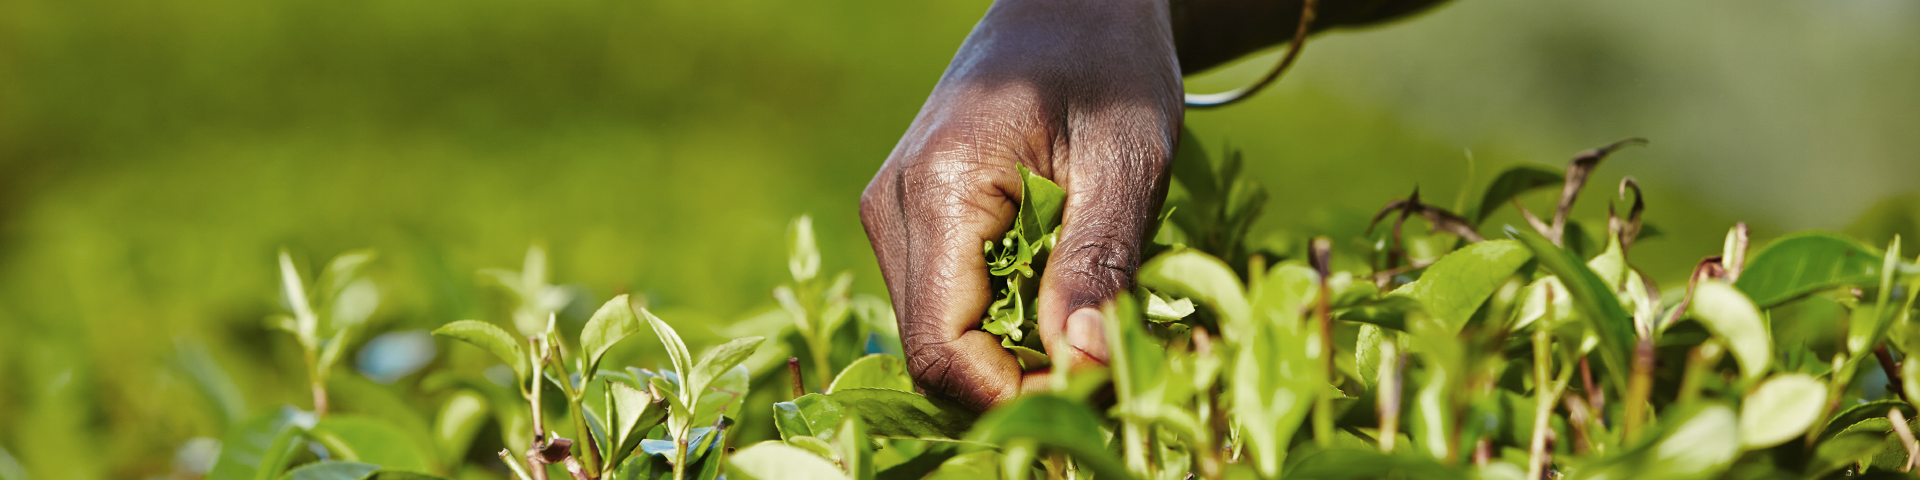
top-left (1034, 130), bottom-right (1175, 368)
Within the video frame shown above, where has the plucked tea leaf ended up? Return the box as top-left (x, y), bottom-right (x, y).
top-left (1687, 281), bottom-right (1771, 380)
top-left (826, 388), bottom-right (977, 441)
top-left (1015, 165), bottom-right (1066, 239)
top-left (276, 461), bottom-right (379, 480)
top-left (430, 320), bottom-right (527, 382)
top-left (728, 442), bottom-right (849, 480)
top-left (966, 394), bottom-right (1134, 480)
top-left (827, 354), bottom-right (914, 393)
top-left (1390, 239), bottom-right (1532, 332)
top-left (1738, 374), bottom-right (1828, 449)
top-left (1734, 231), bottom-right (1883, 307)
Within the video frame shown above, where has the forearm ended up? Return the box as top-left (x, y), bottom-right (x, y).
top-left (1171, 0), bottom-right (1449, 75)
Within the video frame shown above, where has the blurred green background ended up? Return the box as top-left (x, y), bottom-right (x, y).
top-left (0, 0), bottom-right (1914, 478)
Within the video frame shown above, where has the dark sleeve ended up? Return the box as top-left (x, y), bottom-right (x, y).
top-left (1173, 0), bottom-right (1451, 75)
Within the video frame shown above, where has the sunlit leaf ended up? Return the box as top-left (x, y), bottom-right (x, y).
top-left (789, 215), bottom-right (822, 283)
top-left (1738, 374), bottom-right (1828, 449)
top-left (826, 354), bottom-right (914, 393)
top-left (1651, 405), bottom-right (1740, 476)
top-left (1015, 164), bottom-right (1066, 240)
top-left (1734, 231), bottom-right (1883, 307)
top-left (827, 388), bottom-right (977, 441)
top-left (727, 442), bottom-right (849, 480)
top-left (1807, 431), bottom-right (1887, 477)
top-left (774, 394), bottom-right (847, 442)
top-left (687, 336), bottom-right (765, 401)
top-left (1511, 228), bottom-right (1636, 392)
top-left (430, 390), bottom-right (488, 469)
top-left (1138, 249), bottom-right (1250, 331)
top-left (430, 320), bottom-right (527, 382)
top-left (920, 451), bottom-right (1000, 480)
top-left (580, 294), bottom-right (643, 375)
top-left (1687, 281), bottom-right (1771, 380)
top-left (640, 308), bottom-right (694, 396)
top-left (1390, 239), bottom-right (1532, 332)
top-left (966, 394), bottom-right (1134, 480)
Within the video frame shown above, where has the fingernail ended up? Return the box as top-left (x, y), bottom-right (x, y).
top-left (1065, 307), bottom-right (1109, 363)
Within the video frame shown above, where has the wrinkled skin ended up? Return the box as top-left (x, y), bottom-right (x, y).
top-left (861, 0), bottom-right (1447, 411)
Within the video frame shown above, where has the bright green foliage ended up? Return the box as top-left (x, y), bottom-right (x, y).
top-left (186, 138), bottom-right (1920, 480)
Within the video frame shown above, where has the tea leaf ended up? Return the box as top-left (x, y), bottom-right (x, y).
top-left (1390, 239), bottom-right (1532, 332)
top-left (1687, 281), bottom-right (1771, 380)
top-left (276, 461), bottom-right (379, 480)
top-left (835, 418), bottom-right (874, 480)
top-left (308, 415), bottom-right (433, 471)
top-left (430, 320), bottom-right (527, 382)
top-left (641, 308), bottom-right (694, 395)
top-left (967, 394), bottom-right (1134, 480)
top-left (687, 336), bottom-right (765, 400)
top-left (430, 391), bottom-right (488, 469)
top-left (921, 451), bottom-right (1000, 480)
top-left (774, 394), bottom-right (847, 442)
top-left (827, 354), bottom-right (914, 393)
top-left (1138, 249), bottom-right (1250, 333)
top-left (206, 409), bottom-right (308, 480)
top-left (826, 388), bottom-right (977, 441)
top-left (1651, 405), bottom-right (1740, 476)
top-left (1511, 228), bottom-right (1636, 392)
top-left (1805, 431), bottom-right (1886, 478)
top-left (608, 381), bottom-right (667, 467)
top-left (1734, 231), bottom-right (1883, 307)
top-left (1016, 164), bottom-right (1066, 240)
top-left (580, 294), bottom-right (643, 376)
top-left (1820, 400), bottom-right (1914, 443)
top-left (789, 215), bottom-right (822, 283)
top-left (1738, 374), bottom-right (1828, 449)
top-left (1472, 165), bottom-right (1563, 225)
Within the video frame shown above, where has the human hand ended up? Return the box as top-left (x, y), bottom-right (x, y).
top-left (858, 0), bottom-right (1181, 410)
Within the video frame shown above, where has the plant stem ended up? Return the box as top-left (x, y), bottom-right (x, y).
top-left (1527, 328), bottom-right (1554, 480)
top-left (1879, 345), bottom-right (1909, 403)
top-left (1623, 338), bottom-right (1654, 444)
top-left (788, 357), bottom-right (807, 398)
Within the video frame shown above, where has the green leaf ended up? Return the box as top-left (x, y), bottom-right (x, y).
top-left (1738, 373), bottom-right (1828, 449)
top-left (966, 394), bottom-right (1135, 480)
top-left (1015, 165), bottom-right (1066, 239)
top-left (825, 388), bottom-right (978, 441)
top-left (308, 414), bottom-right (433, 472)
top-left (429, 390), bottom-right (489, 470)
top-left (608, 381), bottom-right (667, 468)
top-left (686, 336), bottom-right (766, 402)
top-left (279, 250), bottom-right (319, 347)
top-left (692, 365), bottom-right (751, 427)
top-left (171, 338), bottom-right (249, 430)
top-left (727, 442), bottom-right (850, 480)
top-left (430, 320), bottom-right (527, 382)
top-left (640, 308), bottom-right (694, 395)
top-left (1389, 239), bottom-right (1533, 332)
top-left (1734, 231), bottom-right (1883, 307)
top-left (1848, 236), bottom-right (1903, 355)
top-left (1650, 405), bottom-right (1740, 476)
top-left (774, 394), bottom-right (847, 442)
top-left (1511, 228), bottom-right (1636, 392)
top-left (1820, 400), bottom-right (1914, 444)
top-left (580, 294), bottom-right (642, 375)
top-left (835, 418), bottom-right (874, 480)
top-left (1334, 295), bottom-right (1422, 331)
top-left (1806, 431), bottom-right (1887, 478)
top-left (206, 408), bottom-right (307, 480)
top-left (827, 354), bottom-right (914, 393)
top-left (920, 451), bottom-right (1001, 480)
top-left (789, 215), bottom-right (822, 282)
top-left (1472, 164), bottom-right (1563, 225)
top-left (362, 472), bottom-right (449, 480)
top-left (276, 461), bottom-right (379, 480)
top-left (1137, 248), bottom-right (1250, 335)
top-left (1282, 448), bottom-right (1465, 480)
top-left (1687, 281), bottom-right (1772, 380)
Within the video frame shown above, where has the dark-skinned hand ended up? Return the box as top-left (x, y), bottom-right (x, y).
top-left (861, 0), bottom-right (1447, 411)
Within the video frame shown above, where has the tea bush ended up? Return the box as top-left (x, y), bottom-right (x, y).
top-left (199, 130), bottom-right (1917, 480)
